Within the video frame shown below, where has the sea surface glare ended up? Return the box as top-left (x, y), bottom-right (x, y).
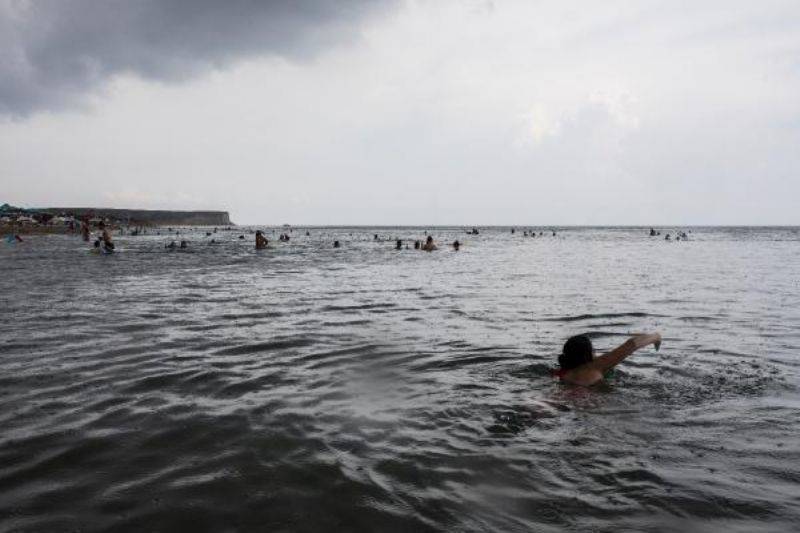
top-left (1, 227), bottom-right (799, 532)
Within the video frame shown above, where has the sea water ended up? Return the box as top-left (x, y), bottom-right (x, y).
top-left (1, 226), bottom-right (799, 532)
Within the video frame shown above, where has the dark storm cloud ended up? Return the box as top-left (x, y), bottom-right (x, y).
top-left (0, 0), bottom-right (395, 116)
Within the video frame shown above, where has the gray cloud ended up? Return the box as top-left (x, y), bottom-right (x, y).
top-left (0, 0), bottom-right (395, 116)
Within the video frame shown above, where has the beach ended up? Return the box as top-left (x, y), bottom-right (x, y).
top-left (1, 226), bottom-right (799, 532)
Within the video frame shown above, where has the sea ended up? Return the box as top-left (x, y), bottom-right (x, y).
top-left (1, 226), bottom-right (799, 532)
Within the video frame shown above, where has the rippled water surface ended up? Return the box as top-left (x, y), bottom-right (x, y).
top-left (2, 226), bottom-right (799, 532)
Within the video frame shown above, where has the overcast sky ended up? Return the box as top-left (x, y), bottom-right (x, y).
top-left (2, 0), bottom-right (799, 225)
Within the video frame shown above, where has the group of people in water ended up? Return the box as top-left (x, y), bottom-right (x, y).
top-left (251, 230), bottom-right (462, 251)
top-left (650, 228), bottom-right (689, 241)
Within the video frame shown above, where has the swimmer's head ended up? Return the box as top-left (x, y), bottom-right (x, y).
top-left (559, 335), bottom-right (594, 370)
top-left (426, 236), bottom-right (433, 243)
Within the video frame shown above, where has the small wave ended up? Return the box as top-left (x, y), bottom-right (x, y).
top-left (214, 338), bottom-right (316, 356)
top-left (541, 312), bottom-right (658, 322)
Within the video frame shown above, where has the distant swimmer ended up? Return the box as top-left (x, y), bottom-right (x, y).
top-left (665, 233), bottom-right (671, 241)
top-left (166, 241), bottom-right (177, 249)
top-left (523, 231), bottom-right (528, 237)
top-left (452, 240), bottom-right (460, 251)
top-left (333, 240), bottom-right (340, 248)
top-left (649, 228), bottom-right (657, 237)
top-left (552, 332), bottom-right (662, 386)
top-left (414, 240), bottom-right (421, 250)
top-left (80, 221), bottom-right (90, 242)
top-left (255, 230), bottom-right (268, 249)
top-left (552, 231), bottom-right (556, 236)
top-left (511, 228), bottom-right (515, 234)
top-left (239, 235), bottom-right (245, 240)
top-left (98, 222), bottom-right (115, 251)
top-left (396, 239), bottom-right (403, 250)
top-left (375, 234), bottom-right (379, 240)
top-left (180, 240), bottom-right (188, 249)
top-left (422, 236), bottom-right (438, 251)
top-left (306, 231), bottom-right (310, 236)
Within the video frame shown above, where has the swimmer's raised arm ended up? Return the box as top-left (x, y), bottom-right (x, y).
top-left (591, 332), bottom-right (661, 372)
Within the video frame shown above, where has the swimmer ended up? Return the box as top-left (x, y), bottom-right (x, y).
top-left (255, 230), bottom-right (268, 249)
top-left (333, 240), bottom-right (340, 248)
top-left (166, 241), bottom-right (177, 249)
top-left (511, 228), bottom-right (515, 234)
top-left (80, 221), bottom-right (90, 242)
top-left (396, 239), bottom-right (403, 250)
top-left (180, 240), bottom-right (188, 249)
top-left (414, 240), bottom-right (421, 250)
top-left (422, 235), bottom-right (438, 251)
top-left (452, 240), bottom-right (460, 251)
top-left (553, 333), bottom-right (662, 386)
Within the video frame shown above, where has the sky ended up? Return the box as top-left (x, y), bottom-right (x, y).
top-left (2, 0), bottom-right (799, 225)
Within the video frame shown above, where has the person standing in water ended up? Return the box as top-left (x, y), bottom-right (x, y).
top-left (255, 230), bottom-right (268, 249)
top-left (98, 221), bottom-right (114, 251)
top-left (422, 235), bottom-right (438, 251)
top-left (80, 220), bottom-right (90, 242)
top-left (552, 332), bottom-right (662, 386)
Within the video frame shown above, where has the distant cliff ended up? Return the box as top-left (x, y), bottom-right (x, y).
top-left (42, 208), bottom-right (232, 226)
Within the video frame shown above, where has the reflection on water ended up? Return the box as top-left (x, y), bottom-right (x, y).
top-left (1, 226), bottom-right (799, 532)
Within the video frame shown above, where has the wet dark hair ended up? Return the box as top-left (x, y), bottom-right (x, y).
top-left (559, 335), bottom-right (594, 370)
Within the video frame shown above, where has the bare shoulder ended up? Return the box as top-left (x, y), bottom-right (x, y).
top-left (563, 366), bottom-right (605, 387)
